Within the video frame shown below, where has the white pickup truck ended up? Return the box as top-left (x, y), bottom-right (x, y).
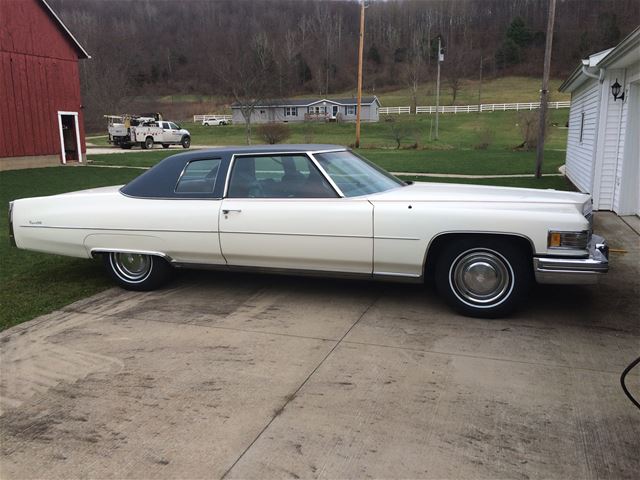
top-left (202, 115), bottom-right (231, 126)
top-left (108, 117), bottom-right (191, 150)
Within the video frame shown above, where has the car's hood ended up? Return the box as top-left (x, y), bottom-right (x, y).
top-left (369, 181), bottom-right (590, 206)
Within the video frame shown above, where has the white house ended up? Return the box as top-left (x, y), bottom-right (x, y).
top-left (559, 26), bottom-right (639, 216)
top-left (231, 97), bottom-right (380, 125)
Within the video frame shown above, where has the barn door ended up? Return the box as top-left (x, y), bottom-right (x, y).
top-left (57, 111), bottom-right (82, 164)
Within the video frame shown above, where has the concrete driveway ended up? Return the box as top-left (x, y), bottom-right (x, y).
top-left (1, 213), bottom-right (638, 479)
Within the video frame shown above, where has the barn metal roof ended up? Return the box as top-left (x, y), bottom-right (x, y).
top-left (39, 0), bottom-right (91, 59)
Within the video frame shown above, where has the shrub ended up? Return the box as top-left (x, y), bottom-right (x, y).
top-left (516, 111), bottom-right (548, 151)
top-left (474, 127), bottom-right (494, 150)
top-left (387, 117), bottom-right (415, 150)
top-left (257, 122), bottom-right (291, 144)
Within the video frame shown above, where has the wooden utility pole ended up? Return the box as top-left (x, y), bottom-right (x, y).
top-left (535, 0), bottom-right (557, 178)
top-left (435, 36), bottom-right (442, 140)
top-left (355, 0), bottom-right (365, 148)
top-left (477, 55), bottom-right (483, 113)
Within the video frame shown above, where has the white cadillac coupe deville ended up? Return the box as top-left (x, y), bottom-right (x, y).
top-left (9, 145), bottom-right (609, 317)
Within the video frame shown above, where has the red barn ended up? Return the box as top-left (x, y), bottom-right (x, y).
top-left (0, 0), bottom-right (90, 171)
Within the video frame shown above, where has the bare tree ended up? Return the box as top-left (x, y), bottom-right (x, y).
top-left (217, 32), bottom-right (277, 144)
top-left (402, 27), bottom-right (427, 113)
top-left (387, 117), bottom-right (414, 149)
top-left (446, 49), bottom-right (465, 105)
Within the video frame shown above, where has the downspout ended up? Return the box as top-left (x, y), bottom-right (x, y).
top-left (581, 65), bottom-right (605, 83)
top-left (582, 63), bottom-right (606, 208)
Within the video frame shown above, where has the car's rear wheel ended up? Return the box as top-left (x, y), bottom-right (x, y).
top-left (143, 136), bottom-right (154, 149)
top-left (434, 237), bottom-right (531, 318)
top-left (103, 252), bottom-right (173, 291)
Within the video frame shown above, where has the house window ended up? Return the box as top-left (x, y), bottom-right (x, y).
top-left (284, 107), bottom-right (297, 117)
top-left (308, 106), bottom-right (326, 114)
top-left (345, 105), bottom-right (357, 115)
top-left (579, 112), bottom-right (585, 143)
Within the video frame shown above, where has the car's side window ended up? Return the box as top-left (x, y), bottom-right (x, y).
top-left (175, 159), bottom-right (222, 194)
top-left (227, 155), bottom-right (337, 198)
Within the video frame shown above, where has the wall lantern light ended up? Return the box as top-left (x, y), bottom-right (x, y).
top-left (611, 79), bottom-right (625, 102)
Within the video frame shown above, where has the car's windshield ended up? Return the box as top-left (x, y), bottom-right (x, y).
top-left (314, 150), bottom-right (405, 197)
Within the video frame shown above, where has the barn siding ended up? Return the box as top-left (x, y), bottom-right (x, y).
top-left (0, 0), bottom-right (86, 165)
top-left (0, 0), bottom-right (79, 61)
top-left (565, 79), bottom-right (600, 194)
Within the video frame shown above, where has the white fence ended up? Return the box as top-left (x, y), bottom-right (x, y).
top-left (381, 101), bottom-right (570, 115)
top-left (193, 114), bottom-right (233, 123)
top-left (378, 106), bottom-right (412, 115)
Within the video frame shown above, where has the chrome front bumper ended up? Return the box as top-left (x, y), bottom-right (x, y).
top-left (534, 234), bottom-right (609, 285)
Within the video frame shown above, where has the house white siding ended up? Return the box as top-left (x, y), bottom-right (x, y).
top-left (613, 62), bottom-right (640, 213)
top-left (560, 27), bottom-right (640, 216)
top-left (595, 70), bottom-right (625, 210)
top-left (565, 79), bottom-right (600, 194)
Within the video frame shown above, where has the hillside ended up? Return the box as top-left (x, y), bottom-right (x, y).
top-left (104, 76), bottom-right (571, 130)
top-left (301, 76), bottom-right (571, 108)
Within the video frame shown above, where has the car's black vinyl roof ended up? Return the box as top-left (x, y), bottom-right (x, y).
top-left (119, 144), bottom-right (348, 199)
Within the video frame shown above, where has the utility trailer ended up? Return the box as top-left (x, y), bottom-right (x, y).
top-left (105, 113), bottom-right (191, 150)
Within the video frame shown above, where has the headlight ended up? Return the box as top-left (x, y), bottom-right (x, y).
top-left (548, 230), bottom-right (590, 250)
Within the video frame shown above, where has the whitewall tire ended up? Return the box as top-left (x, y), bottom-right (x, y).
top-left (104, 252), bottom-right (173, 291)
top-left (435, 237), bottom-right (531, 318)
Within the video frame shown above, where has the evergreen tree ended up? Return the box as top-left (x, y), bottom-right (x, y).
top-left (495, 38), bottom-right (522, 68)
top-left (367, 45), bottom-right (382, 65)
top-left (506, 17), bottom-right (532, 47)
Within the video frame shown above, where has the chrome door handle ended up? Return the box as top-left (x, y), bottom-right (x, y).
top-left (222, 209), bottom-right (242, 214)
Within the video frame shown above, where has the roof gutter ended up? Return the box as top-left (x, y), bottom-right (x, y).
top-left (581, 64), bottom-right (605, 83)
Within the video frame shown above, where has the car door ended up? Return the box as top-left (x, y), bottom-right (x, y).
top-left (159, 122), bottom-right (171, 142)
top-left (219, 153), bottom-right (373, 274)
top-left (169, 123), bottom-right (181, 142)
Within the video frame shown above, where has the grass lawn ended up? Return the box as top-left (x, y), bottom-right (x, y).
top-left (86, 76), bottom-right (570, 138)
top-left (177, 108), bottom-right (569, 150)
top-left (88, 148), bottom-right (565, 176)
top-left (372, 76), bottom-right (570, 108)
top-left (0, 167), bottom-right (141, 330)
top-left (88, 109), bottom-right (569, 176)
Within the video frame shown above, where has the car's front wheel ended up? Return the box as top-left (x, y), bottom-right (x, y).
top-left (434, 237), bottom-right (531, 318)
top-left (181, 135), bottom-right (191, 148)
top-left (103, 252), bottom-right (173, 291)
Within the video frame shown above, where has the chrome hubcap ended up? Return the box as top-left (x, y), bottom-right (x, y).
top-left (451, 250), bottom-right (511, 306)
top-left (112, 253), bottom-right (152, 281)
